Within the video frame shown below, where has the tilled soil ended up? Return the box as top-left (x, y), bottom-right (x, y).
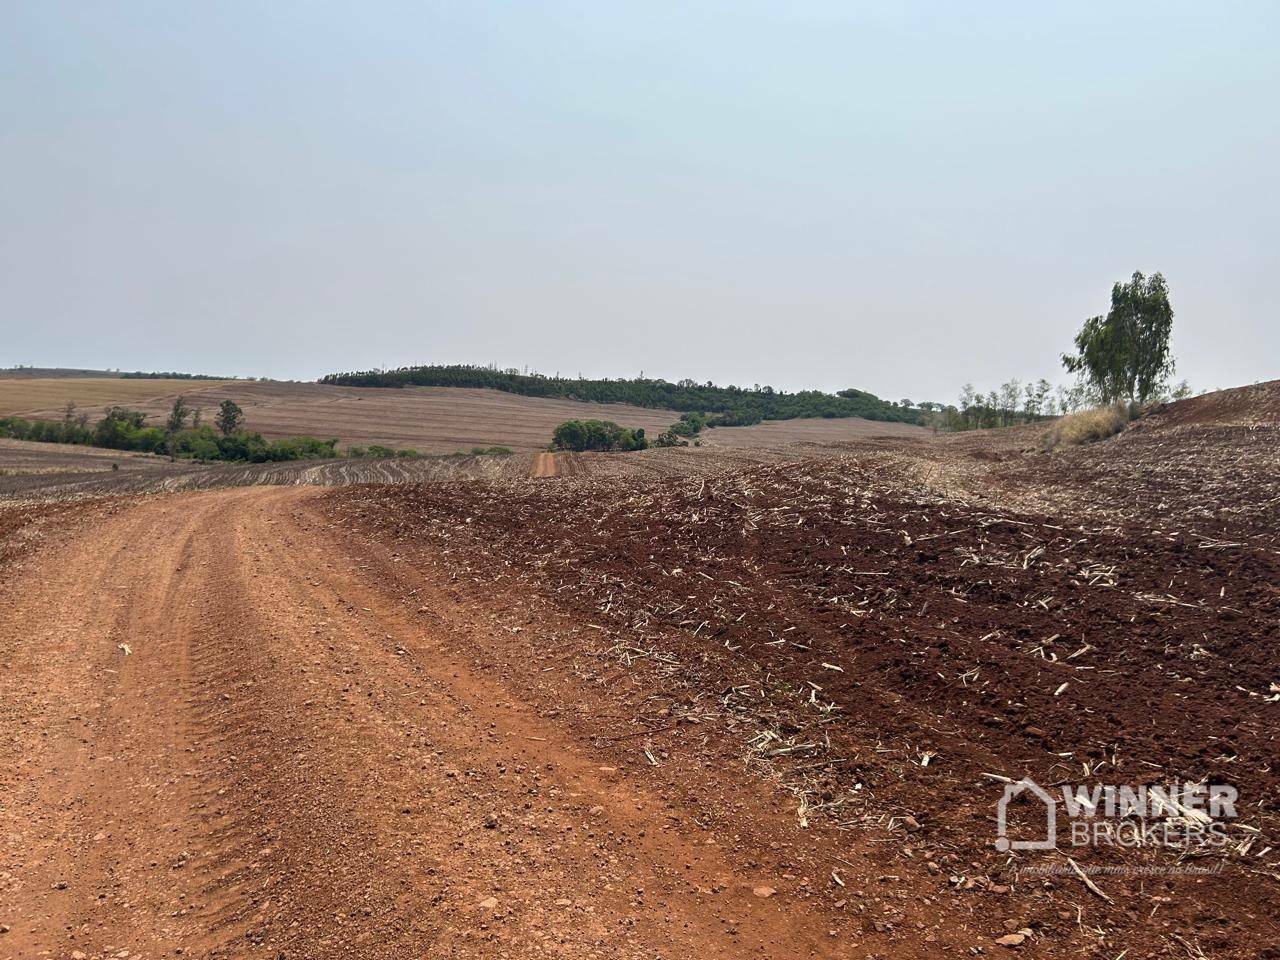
top-left (332, 449), bottom-right (1280, 958)
top-left (1, 487), bottom-right (975, 959)
top-left (0, 451), bottom-right (533, 502)
top-left (2, 380), bottom-right (681, 453)
top-left (3, 385), bottom-right (1277, 959)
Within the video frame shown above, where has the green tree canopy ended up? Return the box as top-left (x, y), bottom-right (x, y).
top-left (165, 395), bottom-right (194, 433)
top-left (551, 419), bottom-right (647, 452)
top-left (215, 399), bottom-right (245, 436)
top-left (1062, 271), bottom-right (1175, 403)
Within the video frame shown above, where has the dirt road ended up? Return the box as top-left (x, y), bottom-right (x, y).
top-left (0, 488), bottom-right (875, 959)
top-left (530, 452), bottom-right (560, 477)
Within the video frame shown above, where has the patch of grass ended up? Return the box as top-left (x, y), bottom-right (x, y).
top-left (1042, 404), bottom-right (1132, 451)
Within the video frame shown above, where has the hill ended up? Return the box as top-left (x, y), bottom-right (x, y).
top-left (1128, 378), bottom-right (1280, 431)
top-left (320, 364), bottom-right (921, 425)
top-left (1, 376), bottom-right (933, 454)
top-left (0, 377), bottom-right (236, 416)
top-left (0, 367), bottom-right (119, 379)
top-left (0, 378), bottom-right (680, 453)
top-left (0, 367), bottom-right (232, 380)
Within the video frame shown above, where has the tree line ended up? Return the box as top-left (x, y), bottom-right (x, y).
top-left (320, 364), bottom-right (923, 426)
top-left (0, 398), bottom-right (339, 463)
top-left (118, 370), bottom-right (234, 380)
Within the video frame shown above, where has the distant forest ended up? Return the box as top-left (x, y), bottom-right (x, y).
top-left (119, 370), bottom-right (233, 380)
top-left (1, 366), bottom-right (236, 381)
top-left (320, 365), bottom-right (923, 426)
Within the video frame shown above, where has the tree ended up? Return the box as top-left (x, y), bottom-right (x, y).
top-left (1062, 271), bottom-right (1175, 403)
top-left (1035, 379), bottom-right (1055, 417)
top-left (551, 419), bottom-right (648, 452)
top-left (1056, 382), bottom-right (1087, 414)
top-left (166, 395), bottom-right (193, 433)
top-left (998, 379), bottom-right (1021, 425)
top-left (163, 395), bottom-right (194, 460)
top-left (1023, 378), bottom-right (1052, 417)
top-left (215, 399), bottom-right (245, 436)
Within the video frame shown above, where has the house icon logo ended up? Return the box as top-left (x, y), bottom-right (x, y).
top-left (995, 778), bottom-right (1057, 851)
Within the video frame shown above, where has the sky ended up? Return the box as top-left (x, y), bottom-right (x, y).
top-left (2, 1), bottom-right (1276, 403)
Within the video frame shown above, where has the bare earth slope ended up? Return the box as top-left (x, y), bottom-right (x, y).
top-left (3, 377), bottom-right (927, 455)
top-left (3, 379), bottom-right (681, 453)
top-left (0, 438), bottom-right (163, 476)
top-left (334, 458), bottom-right (1280, 958)
top-left (0, 378), bottom-right (234, 417)
top-left (0, 488), bottom-right (977, 959)
top-left (1, 383), bottom-right (1276, 958)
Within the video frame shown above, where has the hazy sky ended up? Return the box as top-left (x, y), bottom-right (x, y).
top-left (2, 2), bottom-right (1276, 402)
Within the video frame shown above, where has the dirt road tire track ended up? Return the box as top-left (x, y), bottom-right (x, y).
top-left (530, 452), bottom-right (560, 478)
top-left (0, 488), bottom-right (882, 958)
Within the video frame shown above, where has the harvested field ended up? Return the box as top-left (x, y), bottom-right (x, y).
top-left (863, 383), bottom-right (1280, 533)
top-left (0, 437), bottom-right (162, 475)
top-left (0, 377), bottom-right (233, 417)
top-left (4, 378), bottom-right (681, 453)
top-left (0, 367), bottom-right (122, 379)
top-left (6, 376), bottom-right (932, 454)
top-left (0, 488), bottom-right (922, 959)
top-left (330, 438), bottom-right (1280, 957)
top-left (703, 415), bottom-right (928, 448)
top-left (0, 450), bottom-right (531, 502)
top-left (1, 384), bottom-right (1276, 958)
top-left (1134, 379), bottom-right (1280, 429)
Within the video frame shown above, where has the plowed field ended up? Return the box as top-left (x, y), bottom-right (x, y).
top-left (1, 382), bottom-right (1276, 958)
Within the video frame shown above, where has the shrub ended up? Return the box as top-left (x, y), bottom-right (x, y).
top-left (552, 420), bottom-right (648, 452)
top-left (188, 437), bottom-right (221, 461)
top-left (653, 430), bottom-right (687, 448)
top-left (1042, 405), bottom-right (1132, 451)
top-left (216, 430), bottom-right (270, 461)
top-left (670, 412), bottom-right (707, 437)
top-left (264, 436), bottom-right (338, 461)
top-left (0, 407), bottom-right (337, 465)
top-left (135, 427), bottom-right (167, 453)
top-left (94, 407), bottom-right (147, 449)
top-left (617, 427), bottom-right (647, 451)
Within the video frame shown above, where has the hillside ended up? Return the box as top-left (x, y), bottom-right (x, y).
top-left (1, 379), bottom-right (1276, 959)
top-left (0, 367), bottom-right (232, 381)
top-left (0, 367), bottom-right (120, 379)
top-left (0, 378), bottom-right (680, 453)
top-left (0, 377), bottom-right (236, 416)
top-left (1128, 378), bottom-right (1280, 430)
top-left (320, 364), bottom-right (921, 425)
top-left (2, 376), bottom-right (935, 455)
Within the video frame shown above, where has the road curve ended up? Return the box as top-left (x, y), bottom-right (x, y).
top-left (0, 487), bottom-right (850, 959)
